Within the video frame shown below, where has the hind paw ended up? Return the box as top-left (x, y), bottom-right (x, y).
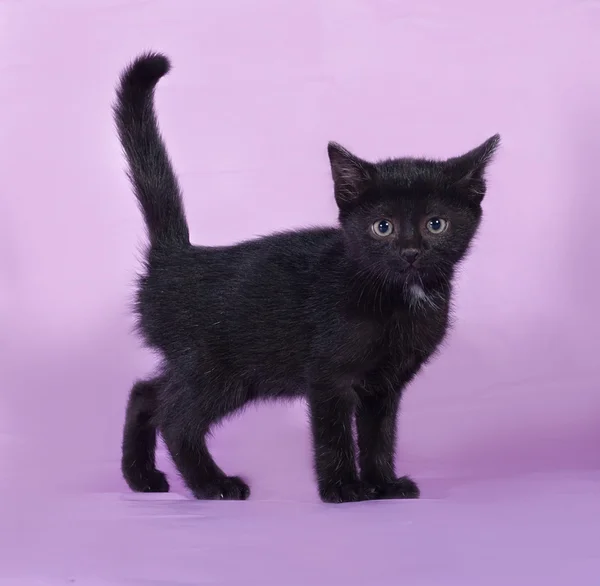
top-left (142, 470), bottom-right (170, 492)
top-left (126, 469), bottom-right (170, 493)
top-left (192, 476), bottom-right (250, 500)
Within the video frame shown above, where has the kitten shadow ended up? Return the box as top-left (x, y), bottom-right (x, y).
top-left (420, 418), bottom-right (600, 499)
top-left (3, 311), bottom-right (149, 495)
top-left (405, 330), bottom-right (600, 499)
top-left (563, 101), bottom-right (600, 351)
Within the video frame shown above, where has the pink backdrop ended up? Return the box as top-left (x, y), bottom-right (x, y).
top-left (2, 1), bottom-right (599, 584)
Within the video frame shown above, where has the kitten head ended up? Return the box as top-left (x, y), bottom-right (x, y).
top-left (328, 135), bottom-right (500, 292)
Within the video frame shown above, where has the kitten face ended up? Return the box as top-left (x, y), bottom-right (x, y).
top-left (328, 136), bottom-right (500, 290)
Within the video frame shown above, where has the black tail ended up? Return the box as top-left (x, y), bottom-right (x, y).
top-left (114, 52), bottom-right (190, 247)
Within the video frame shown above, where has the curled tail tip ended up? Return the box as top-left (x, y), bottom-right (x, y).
top-left (120, 51), bottom-right (171, 91)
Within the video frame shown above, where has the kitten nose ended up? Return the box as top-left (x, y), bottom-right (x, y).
top-left (401, 248), bottom-right (420, 265)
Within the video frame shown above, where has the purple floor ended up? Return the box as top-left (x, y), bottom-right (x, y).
top-left (2, 0), bottom-right (600, 584)
top-left (4, 470), bottom-right (600, 585)
top-left (3, 376), bottom-right (600, 585)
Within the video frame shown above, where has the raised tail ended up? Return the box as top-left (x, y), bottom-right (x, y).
top-left (114, 52), bottom-right (190, 247)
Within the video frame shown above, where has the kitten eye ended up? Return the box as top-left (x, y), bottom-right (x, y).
top-left (426, 217), bottom-right (448, 234)
top-left (372, 219), bottom-right (394, 237)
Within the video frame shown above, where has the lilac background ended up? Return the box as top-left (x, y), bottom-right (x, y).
top-left (1, 1), bottom-right (599, 584)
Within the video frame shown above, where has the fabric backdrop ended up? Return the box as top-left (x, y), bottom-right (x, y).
top-left (1, 1), bottom-right (599, 584)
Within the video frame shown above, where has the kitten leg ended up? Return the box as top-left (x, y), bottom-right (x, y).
top-left (162, 425), bottom-right (250, 500)
top-left (308, 387), bottom-right (376, 503)
top-left (121, 378), bottom-right (170, 493)
top-left (356, 392), bottom-right (419, 499)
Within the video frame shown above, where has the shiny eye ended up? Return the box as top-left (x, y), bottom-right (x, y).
top-left (426, 217), bottom-right (448, 234)
top-left (372, 219), bottom-right (394, 237)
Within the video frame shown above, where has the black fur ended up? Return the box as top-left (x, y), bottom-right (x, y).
top-left (115, 52), bottom-right (500, 503)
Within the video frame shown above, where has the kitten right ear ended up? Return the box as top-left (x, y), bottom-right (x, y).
top-left (446, 134), bottom-right (501, 203)
top-left (327, 142), bottom-right (375, 207)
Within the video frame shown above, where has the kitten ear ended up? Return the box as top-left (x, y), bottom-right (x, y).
top-left (446, 134), bottom-right (500, 202)
top-left (327, 142), bottom-right (375, 207)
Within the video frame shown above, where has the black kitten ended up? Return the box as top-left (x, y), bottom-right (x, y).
top-left (115, 52), bottom-right (499, 503)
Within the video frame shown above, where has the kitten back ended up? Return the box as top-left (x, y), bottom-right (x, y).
top-left (114, 52), bottom-right (190, 248)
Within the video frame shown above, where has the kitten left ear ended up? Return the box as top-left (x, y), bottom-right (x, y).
top-left (446, 134), bottom-right (501, 202)
top-left (328, 142), bottom-right (375, 208)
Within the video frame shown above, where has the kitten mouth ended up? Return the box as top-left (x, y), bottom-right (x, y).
top-left (401, 267), bottom-right (428, 287)
top-left (402, 266), bottom-right (420, 280)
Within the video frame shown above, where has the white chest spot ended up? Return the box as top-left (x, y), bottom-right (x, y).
top-left (409, 284), bottom-right (428, 301)
top-left (408, 283), bottom-right (440, 311)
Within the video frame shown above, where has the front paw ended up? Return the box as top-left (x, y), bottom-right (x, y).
top-left (374, 476), bottom-right (420, 499)
top-left (319, 481), bottom-right (377, 504)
